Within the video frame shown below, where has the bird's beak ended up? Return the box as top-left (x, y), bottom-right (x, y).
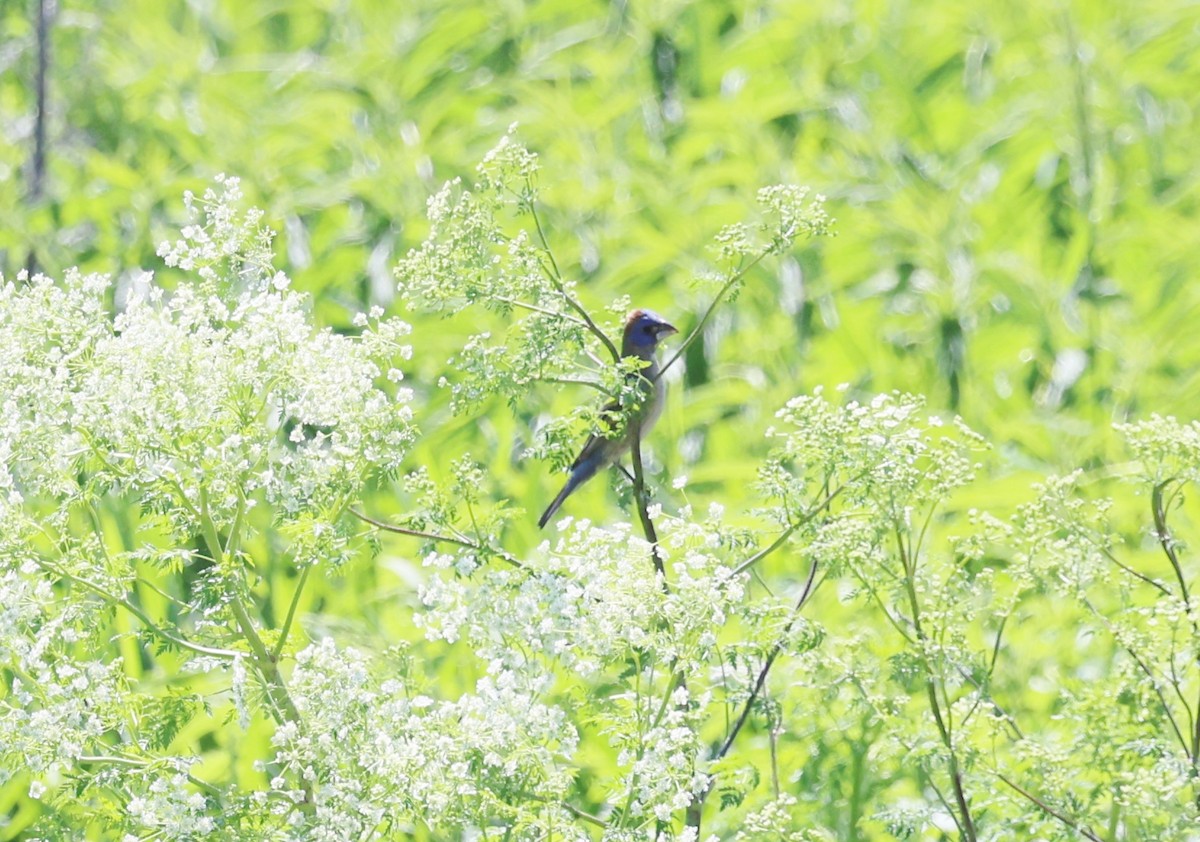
top-left (657, 322), bottom-right (679, 338)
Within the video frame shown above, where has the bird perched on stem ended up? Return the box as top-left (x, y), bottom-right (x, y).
top-left (538, 309), bottom-right (678, 528)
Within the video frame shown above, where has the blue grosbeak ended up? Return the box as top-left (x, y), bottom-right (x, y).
top-left (538, 309), bottom-right (679, 528)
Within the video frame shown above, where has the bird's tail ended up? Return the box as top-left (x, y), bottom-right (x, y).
top-left (537, 472), bottom-right (583, 529)
top-left (537, 457), bottom-right (603, 529)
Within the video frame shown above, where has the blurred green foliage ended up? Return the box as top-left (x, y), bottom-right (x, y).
top-left (5, 0), bottom-right (1199, 452)
top-left (3, 0), bottom-right (1200, 837)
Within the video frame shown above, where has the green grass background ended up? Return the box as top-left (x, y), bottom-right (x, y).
top-left (3, 0), bottom-right (1200, 837)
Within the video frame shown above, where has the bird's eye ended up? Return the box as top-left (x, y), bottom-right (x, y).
top-left (643, 324), bottom-right (655, 335)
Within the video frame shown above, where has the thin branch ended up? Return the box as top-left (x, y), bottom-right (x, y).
top-left (733, 481), bottom-right (849, 576)
top-left (561, 801), bottom-right (607, 828)
top-left (32, 556), bottom-right (240, 659)
top-left (225, 494), bottom-right (246, 560)
top-left (997, 773), bottom-right (1108, 842)
top-left (896, 524), bottom-right (977, 842)
top-left (1191, 679), bottom-right (1200, 779)
top-left (1081, 596), bottom-right (1190, 756)
top-left (78, 754), bottom-right (222, 798)
top-left (520, 788), bottom-right (610, 829)
top-left (525, 191), bottom-right (621, 362)
top-left (629, 424), bottom-right (666, 582)
top-left (1153, 481), bottom-right (1193, 623)
top-left (625, 423), bottom-right (702, 830)
top-left (492, 295), bottom-right (589, 328)
top-left (78, 501), bottom-right (232, 657)
top-left (686, 559), bottom-right (822, 830)
top-left (863, 582), bottom-right (916, 644)
top-left (988, 612), bottom-right (1008, 679)
top-left (349, 508), bottom-right (524, 569)
top-left (714, 558), bottom-right (820, 763)
top-left (954, 663), bottom-right (1024, 741)
top-left (1166, 630), bottom-right (1195, 744)
top-left (1150, 481), bottom-right (1200, 769)
top-left (925, 776), bottom-right (968, 840)
top-left (1100, 546), bottom-right (1171, 597)
top-left (657, 248), bottom-right (771, 380)
top-left (539, 375), bottom-right (610, 393)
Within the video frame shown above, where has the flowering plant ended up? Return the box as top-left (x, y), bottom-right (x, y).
top-left (4, 138), bottom-right (1199, 841)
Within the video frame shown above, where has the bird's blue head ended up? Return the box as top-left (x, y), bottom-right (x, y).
top-left (622, 309), bottom-right (678, 356)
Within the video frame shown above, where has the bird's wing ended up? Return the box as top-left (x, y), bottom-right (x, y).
top-left (569, 397), bottom-right (621, 470)
top-left (567, 373), bottom-right (654, 470)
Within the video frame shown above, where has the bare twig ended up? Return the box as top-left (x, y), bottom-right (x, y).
top-left (657, 249), bottom-right (771, 380)
top-left (733, 480), bottom-right (850, 576)
top-left (997, 773), bottom-right (1107, 842)
top-left (350, 508), bottom-right (524, 569)
top-left (715, 557), bottom-right (820, 762)
top-left (25, 0), bottom-right (55, 275)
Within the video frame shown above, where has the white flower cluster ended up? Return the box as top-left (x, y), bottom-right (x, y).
top-left (1, 187), bottom-right (416, 548)
top-left (0, 564), bottom-right (225, 841)
top-left (267, 638), bottom-right (577, 836)
top-left (733, 794), bottom-right (831, 840)
top-left (416, 512), bottom-right (755, 829)
top-left (0, 270), bottom-right (108, 524)
top-left (0, 182), bottom-right (420, 833)
top-left (121, 764), bottom-right (216, 840)
top-left (766, 389), bottom-right (984, 525)
top-left (156, 174), bottom-right (272, 289)
top-left (614, 683), bottom-right (712, 823)
top-left (1116, 413), bottom-right (1200, 484)
top-left (418, 517), bottom-right (745, 676)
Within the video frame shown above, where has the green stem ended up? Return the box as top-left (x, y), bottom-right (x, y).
top-left (199, 489), bottom-right (312, 810)
top-left (78, 755), bottom-right (222, 798)
top-left (620, 670), bottom-right (682, 828)
top-left (560, 802), bottom-right (607, 828)
top-left (492, 295), bottom-right (589, 328)
top-left (1153, 482), bottom-right (1194, 628)
top-left (33, 558), bottom-right (239, 659)
top-left (271, 565), bottom-right (311, 662)
top-left (896, 526), bottom-right (977, 842)
top-left (629, 425), bottom-right (666, 581)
